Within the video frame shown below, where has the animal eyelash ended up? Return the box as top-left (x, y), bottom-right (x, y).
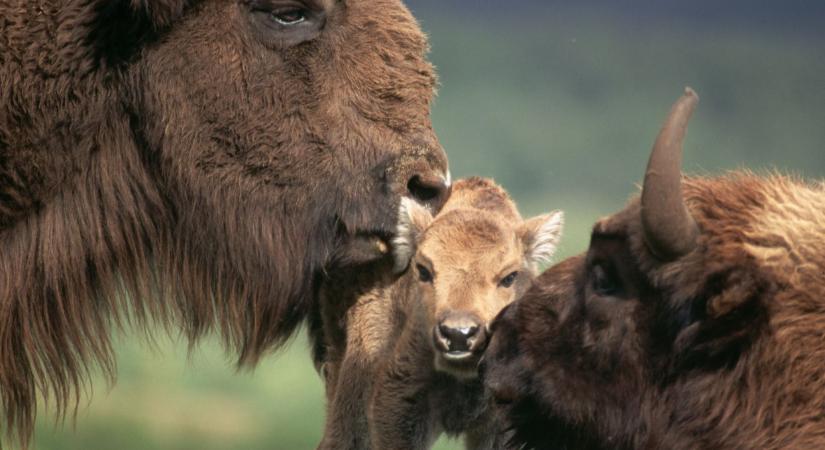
top-left (591, 264), bottom-right (620, 296)
top-left (499, 271), bottom-right (519, 288)
top-left (417, 264), bottom-right (434, 283)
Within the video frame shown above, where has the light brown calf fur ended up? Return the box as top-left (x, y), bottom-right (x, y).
top-left (312, 178), bottom-right (563, 449)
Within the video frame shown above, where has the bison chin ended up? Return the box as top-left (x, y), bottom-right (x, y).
top-left (433, 348), bottom-right (484, 380)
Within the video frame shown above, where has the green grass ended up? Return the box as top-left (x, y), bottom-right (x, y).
top-left (30, 330), bottom-right (484, 450)
top-left (33, 334), bottom-right (325, 450)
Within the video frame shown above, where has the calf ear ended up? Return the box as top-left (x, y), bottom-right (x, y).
top-left (392, 198), bottom-right (434, 273)
top-left (520, 210), bottom-right (564, 268)
top-left (130, 0), bottom-right (190, 28)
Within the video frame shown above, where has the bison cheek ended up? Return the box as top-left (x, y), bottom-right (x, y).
top-left (484, 305), bottom-right (530, 405)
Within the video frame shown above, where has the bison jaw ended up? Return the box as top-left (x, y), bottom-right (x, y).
top-left (434, 352), bottom-right (482, 380)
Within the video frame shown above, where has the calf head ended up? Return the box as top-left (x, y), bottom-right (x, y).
top-left (394, 178), bottom-right (563, 379)
top-left (485, 89), bottom-right (825, 449)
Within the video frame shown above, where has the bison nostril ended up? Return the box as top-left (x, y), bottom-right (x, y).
top-left (407, 174), bottom-right (449, 211)
top-left (437, 323), bottom-right (479, 352)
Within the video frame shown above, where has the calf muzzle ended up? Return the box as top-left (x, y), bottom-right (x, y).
top-left (434, 313), bottom-right (487, 357)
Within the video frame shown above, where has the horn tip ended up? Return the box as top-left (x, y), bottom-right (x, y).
top-left (683, 86), bottom-right (699, 102)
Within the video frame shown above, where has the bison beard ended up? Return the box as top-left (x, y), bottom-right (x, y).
top-left (0, 0), bottom-right (449, 445)
top-left (485, 89), bottom-right (825, 449)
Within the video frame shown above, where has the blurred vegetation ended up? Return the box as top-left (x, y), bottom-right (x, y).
top-left (29, 4), bottom-right (824, 450)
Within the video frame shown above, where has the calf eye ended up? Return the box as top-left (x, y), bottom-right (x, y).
top-left (592, 264), bottom-right (620, 296)
top-left (417, 264), bottom-right (434, 283)
top-left (499, 271), bottom-right (519, 288)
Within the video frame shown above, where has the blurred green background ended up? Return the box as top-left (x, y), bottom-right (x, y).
top-left (30, 2), bottom-right (824, 449)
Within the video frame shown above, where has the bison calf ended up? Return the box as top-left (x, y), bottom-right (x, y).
top-left (485, 88), bottom-right (825, 449)
top-left (314, 178), bottom-right (563, 449)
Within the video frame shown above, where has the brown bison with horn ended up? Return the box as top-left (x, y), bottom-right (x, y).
top-left (0, 0), bottom-right (449, 444)
top-left (484, 88), bottom-right (825, 449)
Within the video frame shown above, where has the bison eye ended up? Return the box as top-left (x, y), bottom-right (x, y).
top-left (271, 8), bottom-right (307, 25)
top-left (417, 264), bottom-right (434, 283)
top-left (499, 271), bottom-right (519, 288)
top-left (245, 1), bottom-right (326, 48)
top-left (592, 264), bottom-right (620, 296)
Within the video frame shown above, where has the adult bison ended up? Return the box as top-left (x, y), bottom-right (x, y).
top-left (0, 0), bottom-right (449, 444)
top-left (484, 88), bottom-right (825, 449)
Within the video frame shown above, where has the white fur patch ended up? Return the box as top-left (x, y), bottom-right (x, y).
top-left (527, 210), bottom-right (565, 267)
top-left (392, 197), bottom-right (432, 273)
top-left (392, 198), bottom-right (416, 273)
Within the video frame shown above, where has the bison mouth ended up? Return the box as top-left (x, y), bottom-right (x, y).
top-left (443, 350), bottom-right (474, 361)
top-left (432, 327), bottom-right (487, 380)
top-left (327, 229), bottom-right (394, 270)
top-left (330, 171), bottom-right (449, 271)
top-left (434, 349), bottom-right (484, 380)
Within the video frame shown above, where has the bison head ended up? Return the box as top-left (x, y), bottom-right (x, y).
top-left (394, 178), bottom-right (563, 380)
top-left (128, 0), bottom-right (450, 358)
top-left (0, 0), bottom-right (447, 443)
top-left (484, 89), bottom-right (825, 449)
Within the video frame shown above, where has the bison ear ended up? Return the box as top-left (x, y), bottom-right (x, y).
top-left (392, 198), bottom-right (434, 273)
top-left (671, 267), bottom-right (768, 372)
top-left (706, 271), bottom-right (762, 318)
top-left (520, 210), bottom-right (564, 269)
top-left (129, 0), bottom-right (190, 28)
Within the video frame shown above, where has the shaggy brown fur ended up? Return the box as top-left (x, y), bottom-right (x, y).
top-left (0, 0), bottom-right (449, 444)
top-left (313, 178), bottom-right (563, 449)
top-left (484, 92), bottom-right (825, 449)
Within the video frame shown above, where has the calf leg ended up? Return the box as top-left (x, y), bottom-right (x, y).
top-left (369, 331), bottom-right (435, 449)
top-left (317, 286), bottom-right (396, 450)
top-left (317, 352), bottom-right (375, 450)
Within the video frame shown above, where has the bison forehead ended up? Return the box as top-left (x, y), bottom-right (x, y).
top-left (423, 212), bottom-right (516, 254)
top-left (444, 177), bottom-right (521, 221)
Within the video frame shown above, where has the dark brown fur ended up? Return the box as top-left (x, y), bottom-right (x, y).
top-left (486, 167), bottom-right (825, 445)
top-left (314, 178), bottom-right (563, 449)
top-left (0, 0), bottom-right (449, 444)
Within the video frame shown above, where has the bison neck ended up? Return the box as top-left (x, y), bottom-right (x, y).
top-left (427, 372), bottom-right (489, 435)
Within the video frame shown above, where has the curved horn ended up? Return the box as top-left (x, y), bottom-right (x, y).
top-left (641, 87), bottom-right (699, 261)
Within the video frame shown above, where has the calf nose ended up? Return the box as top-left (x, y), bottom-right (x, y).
top-left (407, 172), bottom-right (450, 212)
top-left (434, 314), bottom-right (486, 353)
